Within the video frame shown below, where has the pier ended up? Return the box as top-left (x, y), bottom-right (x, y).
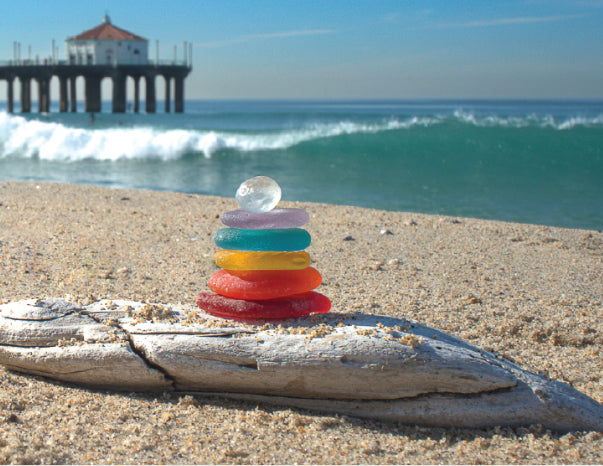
top-left (0, 15), bottom-right (192, 114)
top-left (0, 62), bottom-right (191, 113)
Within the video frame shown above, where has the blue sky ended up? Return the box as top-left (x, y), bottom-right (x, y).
top-left (0, 0), bottom-right (602, 98)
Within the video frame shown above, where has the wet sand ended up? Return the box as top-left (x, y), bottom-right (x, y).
top-left (0, 181), bottom-right (601, 464)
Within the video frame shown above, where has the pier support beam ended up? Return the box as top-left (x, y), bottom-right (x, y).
top-left (133, 76), bottom-right (140, 113)
top-left (85, 75), bottom-right (102, 113)
top-left (175, 76), bottom-right (184, 113)
top-left (59, 77), bottom-right (68, 112)
top-left (112, 72), bottom-right (126, 113)
top-left (6, 78), bottom-right (14, 114)
top-left (69, 77), bottom-right (77, 112)
top-left (20, 77), bottom-right (31, 113)
top-left (145, 74), bottom-right (156, 113)
top-left (44, 78), bottom-right (51, 113)
top-left (38, 79), bottom-right (43, 113)
top-left (37, 77), bottom-right (50, 113)
top-left (164, 76), bottom-right (171, 113)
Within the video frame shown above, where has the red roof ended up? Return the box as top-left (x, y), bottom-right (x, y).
top-left (68, 17), bottom-right (146, 41)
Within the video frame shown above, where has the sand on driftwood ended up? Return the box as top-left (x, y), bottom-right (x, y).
top-left (1, 297), bottom-right (601, 433)
top-left (0, 181), bottom-right (601, 464)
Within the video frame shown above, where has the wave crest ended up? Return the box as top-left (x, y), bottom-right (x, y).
top-left (452, 109), bottom-right (603, 129)
top-left (0, 112), bottom-right (440, 161)
top-left (1, 109), bottom-right (601, 161)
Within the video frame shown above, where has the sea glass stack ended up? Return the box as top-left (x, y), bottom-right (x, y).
top-left (196, 176), bottom-right (331, 321)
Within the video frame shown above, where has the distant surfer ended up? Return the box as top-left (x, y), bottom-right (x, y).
top-left (89, 112), bottom-right (95, 125)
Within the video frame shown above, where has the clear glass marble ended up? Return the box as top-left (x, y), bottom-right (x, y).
top-left (235, 176), bottom-right (281, 213)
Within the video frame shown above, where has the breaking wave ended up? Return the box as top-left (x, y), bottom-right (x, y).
top-left (452, 109), bottom-right (603, 129)
top-left (0, 109), bottom-right (601, 161)
top-left (0, 112), bottom-right (437, 160)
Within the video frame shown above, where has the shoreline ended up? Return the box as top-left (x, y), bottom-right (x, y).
top-left (0, 181), bottom-right (601, 464)
top-left (2, 98), bottom-right (603, 233)
top-left (1, 176), bottom-right (601, 234)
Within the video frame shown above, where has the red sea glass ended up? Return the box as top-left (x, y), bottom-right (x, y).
top-left (208, 267), bottom-right (322, 300)
top-left (196, 291), bottom-right (331, 320)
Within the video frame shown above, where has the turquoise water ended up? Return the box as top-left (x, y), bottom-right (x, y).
top-left (1, 99), bottom-right (602, 230)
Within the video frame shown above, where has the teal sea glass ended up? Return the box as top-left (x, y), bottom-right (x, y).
top-left (214, 228), bottom-right (311, 251)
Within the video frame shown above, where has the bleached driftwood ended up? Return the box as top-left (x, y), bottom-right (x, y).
top-left (0, 298), bottom-right (601, 432)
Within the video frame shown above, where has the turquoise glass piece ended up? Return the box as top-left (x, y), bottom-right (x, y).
top-left (214, 228), bottom-right (311, 251)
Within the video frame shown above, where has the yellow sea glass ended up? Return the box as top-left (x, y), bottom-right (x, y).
top-left (214, 250), bottom-right (311, 271)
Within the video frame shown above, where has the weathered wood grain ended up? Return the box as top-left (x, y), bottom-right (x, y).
top-left (0, 298), bottom-right (601, 431)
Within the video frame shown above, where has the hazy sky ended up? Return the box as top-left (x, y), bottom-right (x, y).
top-left (0, 0), bottom-right (602, 99)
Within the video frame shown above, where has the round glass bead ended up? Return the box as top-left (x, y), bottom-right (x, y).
top-left (235, 176), bottom-right (281, 213)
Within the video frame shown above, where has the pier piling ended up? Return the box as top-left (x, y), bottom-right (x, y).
top-left (112, 72), bottom-right (126, 113)
top-left (175, 76), bottom-right (184, 113)
top-left (145, 73), bottom-right (156, 114)
top-left (164, 76), bottom-right (171, 113)
top-left (20, 77), bottom-right (31, 113)
top-left (59, 76), bottom-right (68, 112)
top-left (6, 77), bottom-right (14, 113)
top-left (1, 64), bottom-right (190, 114)
top-left (133, 76), bottom-right (140, 113)
top-left (85, 75), bottom-right (102, 113)
top-left (37, 76), bottom-right (50, 113)
top-left (69, 77), bottom-right (77, 112)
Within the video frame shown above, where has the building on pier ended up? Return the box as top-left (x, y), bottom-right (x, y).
top-left (66, 14), bottom-right (148, 66)
top-left (0, 15), bottom-right (191, 114)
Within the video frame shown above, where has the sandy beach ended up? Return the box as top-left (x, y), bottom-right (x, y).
top-left (0, 181), bottom-right (601, 464)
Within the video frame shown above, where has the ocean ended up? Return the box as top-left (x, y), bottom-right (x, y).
top-left (0, 99), bottom-right (602, 231)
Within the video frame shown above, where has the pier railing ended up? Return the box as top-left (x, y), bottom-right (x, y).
top-left (0, 59), bottom-right (190, 67)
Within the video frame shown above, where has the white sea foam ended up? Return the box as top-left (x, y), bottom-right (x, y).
top-left (0, 110), bottom-right (600, 161)
top-left (451, 109), bottom-right (603, 130)
top-left (0, 113), bottom-right (209, 160)
top-left (0, 112), bottom-right (441, 161)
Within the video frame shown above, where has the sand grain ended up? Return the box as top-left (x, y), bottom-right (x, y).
top-left (0, 182), bottom-right (601, 464)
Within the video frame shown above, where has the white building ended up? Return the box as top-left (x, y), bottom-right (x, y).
top-left (66, 15), bottom-right (148, 65)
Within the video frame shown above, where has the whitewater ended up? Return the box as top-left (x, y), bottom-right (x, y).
top-left (0, 112), bottom-right (432, 160)
top-left (1, 106), bottom-right (601, 161)
top-left (0, 99), bottom-right (602, 230)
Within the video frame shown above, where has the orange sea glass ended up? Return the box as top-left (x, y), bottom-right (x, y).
top-left (214, 250), bottom-right (311, 270)
top-left (208, 267), bottom-right (322, 300)
top-left (196, 291), bottom-right (331, 321)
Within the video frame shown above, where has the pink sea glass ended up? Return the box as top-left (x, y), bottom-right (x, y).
top-left (196, 291), bottom-right (331, 320)
top-left (221, 208), bottom-right (310, 229)
top-left (208, 267), bottom-right (322, 300)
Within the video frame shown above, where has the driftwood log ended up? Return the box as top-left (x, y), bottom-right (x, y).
top-left (0, 298), bottom-right (601, 432)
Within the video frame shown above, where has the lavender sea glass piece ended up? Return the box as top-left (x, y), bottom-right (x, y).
top-left (221, 208), bottom-right (310, 229)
